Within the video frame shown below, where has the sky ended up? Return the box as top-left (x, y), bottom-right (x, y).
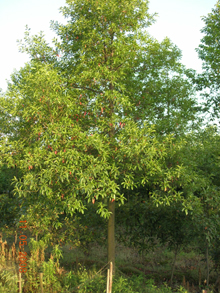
top-left (0, 0), bottom-right (218, 92)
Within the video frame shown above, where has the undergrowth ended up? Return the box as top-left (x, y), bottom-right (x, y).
top-left (0, 236), bottom-right (217, 292)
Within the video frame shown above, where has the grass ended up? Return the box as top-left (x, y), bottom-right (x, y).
top-left (58, 240), bottom-right (216, 292)
top-left (0, 230), bottom-right (218, 292)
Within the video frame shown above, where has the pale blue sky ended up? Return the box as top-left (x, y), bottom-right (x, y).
top-left (0, 0), bottom-right (218, 92)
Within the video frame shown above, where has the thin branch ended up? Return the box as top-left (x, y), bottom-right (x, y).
top-left (71, 84), bottom-right (101, 94)
top-left (113, 63), bottom-right (124, 72)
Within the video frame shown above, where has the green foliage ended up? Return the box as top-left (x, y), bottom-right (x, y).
top-left (0, 0), bottom-right (167, 268)
top-left (0, 164), bottom-right (23, 230)
top-left (0, 193), bottom-right (20, 230)
top-left (1, 0), bottom-right (220, 282)
top-left (62, 264), bottom-right (106, 292)
top-left (127, 36), bottom-right (201, 135)
top-left (22, 258), bottom-right (64, 293)
top-left (113, 275), bottom-right (137, 293)
top-left (0, 269), bottom-right (19, 293)
top-left (0, 58), bottom-right (174, 219)
top-left (0, 165), bottom-right (17, 194)
top-left (0, 3), bottom-right (200, 198)
top-left (210, 237), bottom-right (220, 273)
top-left (196, 0), bottom-right (220, 119)
top-left (20, 239), bottom-right (63, 292)
top-left (117, 199), bottom-right (195, 257)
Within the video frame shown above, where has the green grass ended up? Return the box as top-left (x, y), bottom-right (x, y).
top-left (0, 230), bottom-right (217, 293)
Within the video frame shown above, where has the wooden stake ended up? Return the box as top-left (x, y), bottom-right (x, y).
top-left (106, 269), bottom-right (110, 293)
top-left (40, 272), bottom-right (44, 293)
top-left (109, 262), bottom-right (113, 293)
top-left (19, 273), bottom-right (22, 293)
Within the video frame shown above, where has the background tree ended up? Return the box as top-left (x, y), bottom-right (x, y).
top-left (196, 0), bottom-right (220, 121)
top-left (166, 126), bottom-right (220, 286)
top-left (117, 125), bottom-right (220, 285)
top-left (124, 36), bottom-right (202, 136)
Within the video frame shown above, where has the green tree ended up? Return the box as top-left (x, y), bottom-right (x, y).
top-left (196, 0), bottom-right (220, 120)
top-left (0, 61), bottom-right (169, 271)
top-left (0, 0), bottom-right (191, 272)
top-left (169, 126), bottom-right (220, 286)
top-left (118, 125), bottom-right (220, 284)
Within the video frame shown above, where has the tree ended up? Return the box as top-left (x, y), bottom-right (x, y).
top-left (1, 61), bottom-right (171, 271)
top-left (0, 0), bottom-right (157, 271)
top-left (0, 0), bottom-right (193, 273)
top-left (196, 0), bottom-right (220, 121)
top-left (118, 126), bottom-right (220, 286)
top-left (170, 126), bottom-right (220, 286)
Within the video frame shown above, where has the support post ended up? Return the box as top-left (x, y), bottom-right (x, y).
top-left (40, 272), bottom-right (44, 293)
top-left (109, 262), bottom-right (113, 293)
top-left (18, 273), bottom-right (22, 293)
top-left (106, 269), bottom-right (110, 293)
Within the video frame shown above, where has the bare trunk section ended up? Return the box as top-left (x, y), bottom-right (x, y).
top-left (108, 200), bottom-right (115, 274)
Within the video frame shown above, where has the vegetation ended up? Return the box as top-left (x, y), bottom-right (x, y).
top-left (1, 0), bottom-right (220, 292)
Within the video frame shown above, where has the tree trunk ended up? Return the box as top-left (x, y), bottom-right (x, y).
top-left (108, 200), bottom-right (115, 274)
